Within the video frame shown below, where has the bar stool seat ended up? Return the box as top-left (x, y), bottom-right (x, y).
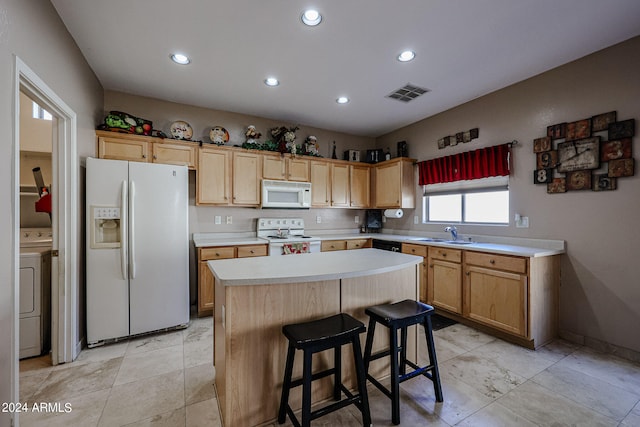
top-left (278, 313), bottom-right (371, 427)
top-left (363, 299), bottom-right (443, 425)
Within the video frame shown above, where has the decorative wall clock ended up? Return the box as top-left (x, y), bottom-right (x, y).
top-left (533, 111), bottom-right (635, 193)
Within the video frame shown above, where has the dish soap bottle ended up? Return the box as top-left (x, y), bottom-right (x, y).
top-left (385, 147), bottom-right (391, 161)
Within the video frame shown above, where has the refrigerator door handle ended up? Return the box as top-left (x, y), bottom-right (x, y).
top-left (129, 180), bottom-right (136, 279)
top-left (120, 180), bottom-right (128, 280)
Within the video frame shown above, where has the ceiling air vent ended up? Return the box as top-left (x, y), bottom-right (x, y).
top-left (386, 83), bottom-right (430, 102)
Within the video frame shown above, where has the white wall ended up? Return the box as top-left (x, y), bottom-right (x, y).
top-left (377, 36), bottom-right (640, 356)
top-left (0, 0), bottom-right (103, 420)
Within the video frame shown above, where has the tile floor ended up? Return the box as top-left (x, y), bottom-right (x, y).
top-left (18, 316), bottom-right (640, 426)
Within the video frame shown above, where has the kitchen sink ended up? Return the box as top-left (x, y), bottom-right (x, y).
top-left (413, 237), bottom-right (447, 242)
top-left (445, 240), bottom-right (473, 245)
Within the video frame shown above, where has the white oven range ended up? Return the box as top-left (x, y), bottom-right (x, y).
top-left (257, 218), bottom-right (321, 256)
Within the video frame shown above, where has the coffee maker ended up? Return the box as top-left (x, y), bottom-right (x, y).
top-left (364, 210), bottom-right (383, 233)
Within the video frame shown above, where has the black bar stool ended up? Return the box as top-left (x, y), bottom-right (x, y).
top-left (278, 313), bottom-right (371, 427)
top-left (363, 299), bottom-right (443, 425)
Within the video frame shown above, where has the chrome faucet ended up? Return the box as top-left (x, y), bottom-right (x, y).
top-left (445, 226), bottom-right (458, 241)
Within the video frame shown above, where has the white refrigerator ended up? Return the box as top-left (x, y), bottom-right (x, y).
top-left (86, 157), bottom-right (189, 346)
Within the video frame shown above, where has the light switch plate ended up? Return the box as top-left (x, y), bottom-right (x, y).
top-left (414, 216), bottom-right (419, 225)
top-left (316, 216), bottom-right (322, 224)
top-left (354, 215), bottom-right (360, 224)
top-left (226, 216), bottom-right (232, 225)
top-left (516, 216), bottom-right (529, 228)
top-left (214, 216), bottom-right (222, 225)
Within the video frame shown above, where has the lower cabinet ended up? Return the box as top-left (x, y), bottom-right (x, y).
top-left (401, 243), bottom-right (428, 302)
top-left (321, 238), bottom-right (371, 252)
top-left (463, 251), bottom-right (528, 337)
top-left (427, 247), bottom-right (463, 314)
top-left (197, 244), bottom-right (267, 317)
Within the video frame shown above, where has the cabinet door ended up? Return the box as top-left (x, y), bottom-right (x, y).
top-left (331, 164), bottom-right (350, 207)
top-left (402, 244), bottom-right (428, 302)
top-left (287, 158), bottom-right (310, 181)
top-left (197, 148), bottom-right (231, 205)
top-left (237, 244), bottom-right (268, 258)
top-left (428, 259), bottom-right (462, 314)
top-left (375, 161), bottom-right (401, 208)
top-left (262, 155), bottom-right (286, 180)
top-left (350, 165), bottom-right (370, 208)
top-left (198, 261), bottom-right (214, 317)
top-left (310, 161), bottom-right (331, 207)
top-left (346, 239), bottom-right (370, 250)
top-left (98, 136), bottom-right (149, 162)
top-left (153, 142), bottom-right (197, 169)
top-left (233, 152), bottom-right (262, 205)
top-left (464, 265), bottom-right (527, 337)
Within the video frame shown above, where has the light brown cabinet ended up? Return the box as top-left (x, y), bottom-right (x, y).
top-left (263, 154), bottom-right (310, 182)
top-left (373, 158), bottom-right (415, 209)
top-left (97, 130), bottom-right (197, 169)
top-left (402, 243), bottom-right (428, 302)
top-left (349, 164), bottom-right (371, 208)
top-left (464, 252), bottom-right (528, 337)
top-left (310, 160), bottom-right (331, 207)
top-left (197, 244), bottom-right (268, 317)
top-left (427, 247), bottom-right (463, 314)
top-left (330, 163), bottom-right (350, 207)
top-left (321, 238), bottom-right (371, 252)
top-left (232, 152), bottom-right (262, 205)
top-left (197, 147), bottom-right (231, 205)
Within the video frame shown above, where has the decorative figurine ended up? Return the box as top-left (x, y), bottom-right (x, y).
top-left (332, 141), bottom-right (337, 159)
top-left (305, 136), bottom-right (319, 156)
top-left (245, 125), bottom-right (261, 144)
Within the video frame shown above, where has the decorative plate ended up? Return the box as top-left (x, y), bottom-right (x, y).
top-left (170, 121), bottom-right (193, 140)
top-left (210, 126), bottom-right (230, 144)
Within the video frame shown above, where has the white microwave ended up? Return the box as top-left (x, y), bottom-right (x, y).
top-left (261, 179), bottom-right (312, 209)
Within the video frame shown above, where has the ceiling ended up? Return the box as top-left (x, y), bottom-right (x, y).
top-left (51, 0), bottom-right (640, 138)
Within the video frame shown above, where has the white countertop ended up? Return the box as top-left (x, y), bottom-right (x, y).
top-left (209, 248), bottom-right (422, 286)
top-left (194, 231), bottom-right (565, 257)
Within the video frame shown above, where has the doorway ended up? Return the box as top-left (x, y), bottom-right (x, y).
top-left (12, 57), bottom-right (79, 404)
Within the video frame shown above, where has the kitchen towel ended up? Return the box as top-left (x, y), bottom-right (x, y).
top-left (282, 242), bottom-right (310, 254)
top-left (384, 209), bottom-right (404, 219)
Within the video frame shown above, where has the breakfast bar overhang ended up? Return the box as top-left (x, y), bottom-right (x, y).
top-left (209, 248), bottom-right (423, 426)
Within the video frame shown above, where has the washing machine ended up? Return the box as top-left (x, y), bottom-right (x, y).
top-left (19, 228), bottom-right (52, 359)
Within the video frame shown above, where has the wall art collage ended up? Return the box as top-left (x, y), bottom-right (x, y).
top-left (533, 111), bottom-right (635, 193)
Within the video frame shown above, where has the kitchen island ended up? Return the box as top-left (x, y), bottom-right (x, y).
top-left (209, 248), bottom-right (422, 427)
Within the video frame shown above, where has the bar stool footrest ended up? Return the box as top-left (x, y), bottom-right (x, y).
top-left (288, 367), bottom-right (336, 389)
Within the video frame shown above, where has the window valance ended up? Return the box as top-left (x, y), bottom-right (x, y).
top-left (418, 143), bottom-right (512, 186)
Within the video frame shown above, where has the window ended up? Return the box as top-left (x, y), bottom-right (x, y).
top-left (32, 101), bottom-right (52, 120)
top-left (423, 176), bottom-right (509, 224)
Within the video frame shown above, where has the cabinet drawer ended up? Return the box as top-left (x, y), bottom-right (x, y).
top-left (465, 251), bottom-right (527, 274)
top-left (200, 246), bottom-right (236, 261)
top-left (429, 247), bottom-right (462, 263)
top-left (347, 239), bottom-right (370, 250)
top-left (321, 240), bottom-right (347, 251)
top-left (402, 243), bottom-right (428, 258)
top-left (237, 244), bottom-right (268, 258)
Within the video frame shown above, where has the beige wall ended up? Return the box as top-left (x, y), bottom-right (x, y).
top-left (0, 0), bottom-right (103, 416)
top-left (377, 36), bottom-right (640, 354)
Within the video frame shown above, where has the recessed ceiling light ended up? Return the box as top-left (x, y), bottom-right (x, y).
top-left (336, 96), bottom-right (349, 104)
top-left (301, 9), bottom-right (322, 26)
top-left (170, 53), bottom-right (191, 65)
top-left (397, 50), bottom-right (416, 62)
top-left (264, 77), bottom-right (280, 87)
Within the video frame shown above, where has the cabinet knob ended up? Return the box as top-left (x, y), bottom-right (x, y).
top-left (429, 264), bottom-right (434, 268)
top-left (442, 252), bottom-right (447, 257)
top-left (142, 154), bottom-right (147, 159)
top-left (411, 249), bottom-right (416, 253)
top-left (490, 259), bottom-right (495, 264)
top-left (466, 271), bottom-right (470, 276)
top-left (153, 155), bottom-right (157, 159)
top-left (215, 253), bottom-right (220, 257)
top-left (250, 250), bottom-right (255, 254)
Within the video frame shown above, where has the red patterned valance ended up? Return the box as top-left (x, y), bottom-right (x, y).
top-left (418, 143), bottom-right (511, 185)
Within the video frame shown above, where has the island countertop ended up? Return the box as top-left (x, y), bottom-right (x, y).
top-left (208, 248), bottom-right (422, 286)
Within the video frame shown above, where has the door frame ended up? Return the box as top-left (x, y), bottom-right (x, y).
top-left (12, 56), bottom-right (78, 400)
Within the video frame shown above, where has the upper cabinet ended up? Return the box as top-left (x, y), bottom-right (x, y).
top-left (373, 157), bottom-right (416, 209)
top-left (197, 147), bottom-right (231, 205)
top-left (262, 153), bottom-right (310, 182)
top-left (330, 163), bottom-right (350, 207)
top-left (96, 130), bottom-right (197, 169)
top-left (232, 151), bottom-right (262, 205)
top-left (349, 164), bottom-right (371, 208)
top-left (310, 160), bottom-right (331, 207)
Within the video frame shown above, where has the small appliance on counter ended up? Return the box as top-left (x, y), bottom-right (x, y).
top-left (364, 210), bottom-right (383, 233)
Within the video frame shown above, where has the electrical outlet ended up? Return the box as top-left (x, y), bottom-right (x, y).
top-left (226, 215), bottom-right (232, 225)
top-left (516, 216), bottom-right (529, 228)
top-left (316, 216), bottom-right (322, 224)
top-left (414, 215), bottom-right (419, 225)
top-left (214, 215), bottom-right (222, 225)
top-left (354, 215), bottom-right (360, 224)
